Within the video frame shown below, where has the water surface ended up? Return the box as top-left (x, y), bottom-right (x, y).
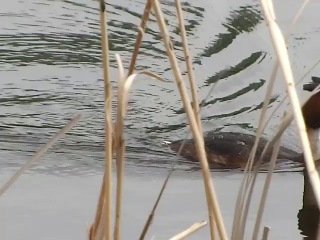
top-left (1, 0), bottom-right (320, 239)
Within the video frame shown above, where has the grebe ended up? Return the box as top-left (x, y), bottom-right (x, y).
top-left (170, 131), bottom-right (303, 168)
top-left (169, 76), bottom-right (320, 169)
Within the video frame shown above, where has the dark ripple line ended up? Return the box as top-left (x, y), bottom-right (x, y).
top-left (195, 4), bottom-right (262, 62)
top-left (174, 79), bottom-right (266, 114)
top-left (205, 51), bottom-right (266, 85)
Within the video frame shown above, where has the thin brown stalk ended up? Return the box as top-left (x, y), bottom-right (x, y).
top-left (233, 1), bottom-right (311, 238)
top-left (95, 200), bottom-right (107, 240)
top-left (174, 0), bottom-right (201, 131)
top-left (114, 139), bottom-right (125, 240)
top-left (152, 1), bottom-right (227, 239)
top-left (251, 119), bottom-right (283, 240)
top-left (236, 112), bottom-right (293, 240)
top-left (127, 0), bottom-right (153, 76)
top-left (234, 62), bottom-right (279, 240)
top-left (119, 71), bottom-right (192, 240)
top-left (261, 227), bottom-right (270, 240)
top-left (106, 63), bottom-right (170, 240)
top-left (113, 54), bottom-right (127, 240)
top-left (172, 12), bottom-right (211, 236)
top-left (169, 221), bottom-right (207, 240)
top-left (262, 0), bottom-right (320, 208)
top-left (139, 174), bottom-right (169, 240)
top-left (238, 85), bottom-right (320, 235)
top-left (90, 175), bottom-right (105, 239)
top-left (232, 60), bottom-right (277, 240)
top-left (98, 1), bottom-right (113, 240)
top-left (262, 58), bottom-right (320, 133)
top-left (0, 114), bottom-right (82, 197)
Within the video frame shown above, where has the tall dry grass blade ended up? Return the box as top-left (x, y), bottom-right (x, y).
top-left (234, 63), bottom-right (279, 240)
top-left (114, 139), bottom-right (125, 240)
top-left (234, 4), bottom-right (320, 238)
top-left (0, 114), bottom-right (82, 197)
top-left (118, 70), bottom-right (192, 240)
top-left (138, 2), bottom-right (219, 238)
top-left (236, 113), bottom-right (292, 240)
top-left (139, 174), bottom-right (169, 240)
top-left (139, 78), bottom-right (220, 239)
top-left (104, 64), bottom-right (169, 240)
top-left (174, 0), bottom-right (201, 130)
top-left (251, 119), bottom-right (284, 240)
top-left (98, 1), bottom-right (113, 240)
top-left (95, 200), bottom-right (107, 240)
top-left (169, 221), bottom-right (207, 240)
top-left (233, 1), bottom-right (311, 238)
top-left (262, 0), bottom-right (320, 208)
top-left (262, 59), bottom-right (320, 134)
top-left (113, 54), bottom-right (127, 240)
top-left (152, 1), bottom-right (227, 239)
top-left (128, 0), bottom-right (153, 76)
top-left (231, 62), bottom-right (278, 240)
top-left (252, 0), bottom-right (311, 137)
top-left (90, 175), bottom-right (105, 240)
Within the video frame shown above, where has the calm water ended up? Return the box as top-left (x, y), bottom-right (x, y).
top-left (1, 0), bottom-right (320, 239)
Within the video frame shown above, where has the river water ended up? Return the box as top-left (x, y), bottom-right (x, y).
top-left (1, 0), bottom-right (320, 239)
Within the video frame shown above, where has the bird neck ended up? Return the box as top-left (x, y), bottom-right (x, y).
top-left (307, 128), bottom-right (320, 161)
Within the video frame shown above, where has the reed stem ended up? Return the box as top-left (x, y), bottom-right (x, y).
top-left (169, 221), bottom-right (207, 240)
top-left (128, 0), bottom-right (153, 76)
top-left (0, 114), bottom-right (82, 197)
top-left (98, 1), bottom-right (113, 240)
top-left (174, 0), bottom-right (202, 131)
top-left (262, 0), bottom-right (320, 208)
top-left (152, 0), bottom-right (227, 239)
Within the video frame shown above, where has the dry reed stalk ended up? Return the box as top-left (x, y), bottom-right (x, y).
top-left (251, 121), bottom-right (283, 240)
top-left (114, 139), bottom-right (125, 240)
top-left (174, 0), bottom-right (202, 131)
top-left (152, 0), bottom-right (228, 239)
top-left (113, 55), bottom-right (125, 240)
top-left (127, 0), bottom-right (152, 76)
top-left (89, 174), bottom-right (105, 239)
top-left (261, 227), bottom-right (270, 240)
top-left (251, 0), bottom-right (311, 138)
top-left (113, 53), bottom-right (127, 240)
top-left (0, 114), bottom-right (82, 197)
top-left (138, 2), bottom-right (220, 236)
top-left (139, 173), bottom-right (170, 240)
top-left (231, 61), bottom-right (277, 240)
top-left (118, 69), bottom-right (199, 240)
top-left (261, 0), bottom-right (320, 207)
top-left (176, 0), bottom-right (215, 237)
top-left (262, 59), bottom-right (320, 134)
top-left (107, 60), bottom-right (169, 240)
top-left (95, 199), bottom-right (107, 240)
top-left (139, 83), bottom-right (220, 239)
top-left (233, 2), bottom-right (311, 238)
top-left (168, 221), bottom-right (208, 240)
top-left (138, 132), bottom-right (194, 240)
top-left (89, 1), bottom-right (114, 240)
top-left (233, 62), bottom-right (279, 240)
top-left (236, 110), bottom-right (300, 240)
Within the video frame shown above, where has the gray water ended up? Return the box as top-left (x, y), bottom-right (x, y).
top-left (1, 0), bottom-right (320, 239)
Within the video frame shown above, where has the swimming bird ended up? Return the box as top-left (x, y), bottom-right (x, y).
top-left (169, 76), bottom-right (320, 169)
